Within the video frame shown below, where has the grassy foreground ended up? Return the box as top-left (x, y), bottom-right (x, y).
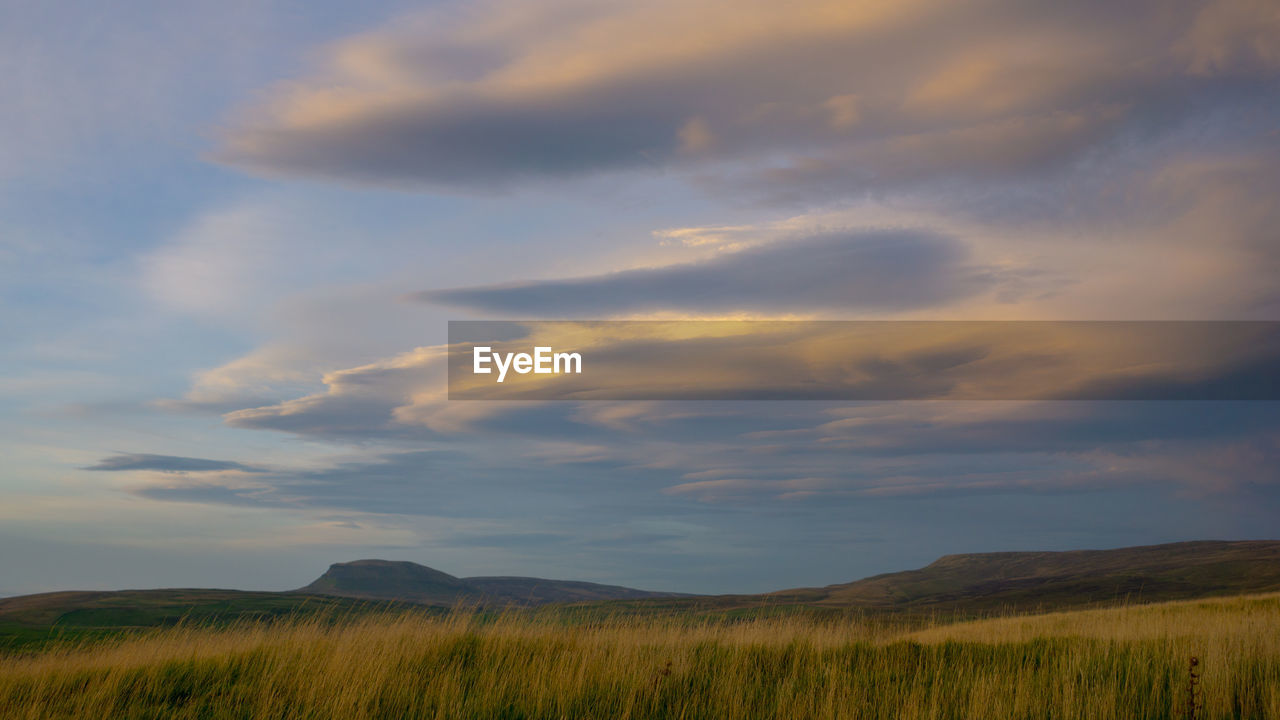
top-left (1, 594), bottom-right (1278, 719)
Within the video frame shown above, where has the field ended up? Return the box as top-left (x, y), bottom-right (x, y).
top-left (1, 593), bottom-right (1277, 719)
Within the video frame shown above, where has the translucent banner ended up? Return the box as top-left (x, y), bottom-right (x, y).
top-left (447, 321), bottom-right (1280, 401)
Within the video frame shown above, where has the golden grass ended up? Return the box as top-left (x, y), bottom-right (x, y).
top-left (2, 594), bottom-right (1278, 719)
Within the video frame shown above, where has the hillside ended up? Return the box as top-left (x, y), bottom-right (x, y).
top-left (298, 560), bottom-right (475, 605)
top-left (4, 540), bottom-right (1278, 648)
top-left (298, 559), bottom-right (688, 605)
top-left (765, 539), bottom-right (1280, 613)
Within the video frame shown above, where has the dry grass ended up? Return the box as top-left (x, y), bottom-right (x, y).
top-left (2, 594), bottom-right (1278, 719)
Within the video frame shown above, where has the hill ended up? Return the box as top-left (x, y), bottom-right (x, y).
top-left (4, 540), bottom-right (1279, 648)
top-left (298, 559), bottom-right (687, 605)
top-left (761, 539), bottom-right (1280, 613)
top-left (298, 560), bottom-right (474, 605)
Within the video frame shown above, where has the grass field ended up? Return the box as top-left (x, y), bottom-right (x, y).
top-left (0, 590), bottom-right (433, 652)
top-left (1, 593), bottom-right (1277, 719)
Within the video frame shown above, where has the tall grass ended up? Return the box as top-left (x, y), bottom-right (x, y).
top-left (2, 593), bottom-right (1278, 719)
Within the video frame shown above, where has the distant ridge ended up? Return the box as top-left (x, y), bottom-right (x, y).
top-left (297, 542), bottom-right (1280, 613)
top-left (297, 559), bottom-right (690, 606)
top-left (763, 540), bottom-right (1280, 612)
top-left (4, 540), bottom-right (1280, 647)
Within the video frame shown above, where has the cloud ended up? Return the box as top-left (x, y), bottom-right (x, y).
top-left (137, 196), bottom-right (406, 323)
top-left (156, 343), bottom-right (324, 413)
top-left (417, 229), bottom-right (991, 316)
top-left (1182, 0), bottom-right (1280, 75)
top-left (652, 225), bottom-right (760, 249)
top-left (214, 0), bottom-right (1280, 191)
top-left (223, 346), bottom-right (455, 438)
top-left (127, 451), bottom-right (459, 514)
top-left (195, 323), bottom-right (1280, 505)
top-left (117, 400), bottom-right (1280, 531)
top-left (83, 453), bottom-right (262, 474)
top-left (140, 203), bottom-right (292, 318)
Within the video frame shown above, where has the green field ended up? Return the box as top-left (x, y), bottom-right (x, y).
top-left (0, 590), bottom-right (428, 651)
top-left (2, 592), bottom-right (1277, 719)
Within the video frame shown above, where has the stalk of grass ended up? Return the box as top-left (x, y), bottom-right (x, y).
top-left (1, 593), bottom-right (1277, 719)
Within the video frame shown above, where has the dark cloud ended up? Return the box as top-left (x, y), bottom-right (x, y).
top-left (83, 453), bottom-right (262, 473)
top-left (129, 451), bottom-right (455, 513)
top-left (417, 230), bottom-right (987, 315)
top-left (124, 448), bottom-right (661, 518)
top-left (726, 81), bottom-right (1280, 206)
top-left (189, 397), bottom-right (1280, 512)
top-left (220, 94), bottom-right (682, 188)
top-left (214, 0), bottom-right (1280, 192)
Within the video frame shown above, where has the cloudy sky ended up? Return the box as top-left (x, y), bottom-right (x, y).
top-left (2, 0), bottom-right (1278, 596)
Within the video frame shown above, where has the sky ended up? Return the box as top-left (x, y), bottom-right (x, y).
top-left (1, 0), bottom-right (1278, 597)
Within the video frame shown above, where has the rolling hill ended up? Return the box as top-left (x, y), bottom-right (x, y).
top-left (760, 539), bottom-right (1280, 613)
top-left (297, 559), bottom-right (688, 605)
top-left (4, 540), bottom-right (1279, 648)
